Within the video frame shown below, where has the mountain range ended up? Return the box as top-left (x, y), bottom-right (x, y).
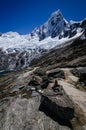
top-left (0, 10), bottom-right (86, 71)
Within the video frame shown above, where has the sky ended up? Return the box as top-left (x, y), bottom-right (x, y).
top-left (0, 0), bottom-right (86, 34)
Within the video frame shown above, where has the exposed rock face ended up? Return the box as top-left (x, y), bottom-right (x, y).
top-left (0, 48), bottom-right (9, 70)
top-left (34, 67), bottom-right (46, 76)
top-left (39, 95), bottom-right (74, 128)
top-left (47, 68), bottom-right (65, 79)
top-left (80, 19), bottom-right (86, 37)
top-left (0, 33), bottom-right (2, 36)
top-left (0, 48), bottom-right (46, 71)
top-left (71, 67), bottom-right (86, 91)
top-left (31, 10), bottom-right (68, 40)
top-left (0, 96), bottom-right (73, 130)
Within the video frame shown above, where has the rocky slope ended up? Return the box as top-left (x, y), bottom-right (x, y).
top-left (30, 39), bottom-right (86, 68)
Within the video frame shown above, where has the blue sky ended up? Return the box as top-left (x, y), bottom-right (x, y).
top-left (0, 0), bottom-right (86, 34)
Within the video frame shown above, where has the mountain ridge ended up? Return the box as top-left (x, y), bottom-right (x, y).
top-left (0, 10), bottom-right (86, 71)
top-left (30, 39), bottom-right (86, 69)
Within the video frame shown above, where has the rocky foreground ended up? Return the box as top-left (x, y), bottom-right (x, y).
top-left (0, 66), bottom-right (86, 130)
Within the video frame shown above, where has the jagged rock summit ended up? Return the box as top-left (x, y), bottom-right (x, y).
top-left (31, 9), bottom-right (67, 40)
top-left (31, 9), bottom-right (85, 40)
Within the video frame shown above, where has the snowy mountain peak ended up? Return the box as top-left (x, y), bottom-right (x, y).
top-left (50, 9), bottom-right (63, 18)
top-left (31, 10), bottom-right (86, 41)
top-left (50, 9), bottom-right (68, 25)
top-left (48, 9), bottom-right (65, 27)
top-left (31, 10), bottom-right (68, 40)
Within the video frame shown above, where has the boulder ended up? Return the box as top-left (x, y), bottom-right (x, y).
top-left (39, 95), bottom-right (74, 129)
top-left (77, 67), bottom-right (86, 87)
top-left (39, 79), bottom-right (74, 129)
top-left (34, 68), bottom-right (46, 76)
top-left (47, 69), bottom-right (65, 79)
top-left (28, 75), bottom-right (42, 86)
top-left (52, 80), bottom-right (63, 92)
top-left (41, 76), bottom-right (50, 89)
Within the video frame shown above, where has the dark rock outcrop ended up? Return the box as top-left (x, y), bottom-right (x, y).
top-left (40, 77), bottom-right (50, 89)
top-left (29, 79), bottom-right (40, 86)
top-left (71, 67), bottom-right (86, 91)
top-left (34, 68), bottom-right (46, 76)
top-left (52, 80), bottom-right (63, 92)
top-left (47, 69), bottom-right (65, 79)
top-left (39, 95), bottom-right (74, 128)
top-left (77, 68), bottom-right (86, 89)
top-left (39, 79), bottom-right (75, 128)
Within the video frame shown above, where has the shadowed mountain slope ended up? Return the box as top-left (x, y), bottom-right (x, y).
top-left (30, 39), bottom-right (86, 69)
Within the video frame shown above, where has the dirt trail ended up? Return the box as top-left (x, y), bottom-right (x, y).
top-left (61, 68), bottom-right (78, 84)
top-left (58, 68), bottom-right (86, 125)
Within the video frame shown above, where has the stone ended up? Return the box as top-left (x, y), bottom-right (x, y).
top-left (47, 69), bottom-right (65, 79)
top-left (71, 68), bottom-right (80, 77)
top-left (29, 79), bottom-right (40, 86)
top-left (40, 76), bottom-right (50, 89)
top-left (34, 68), bottom-right (46, 76)
top-left (39, 95), bottom-right (74, 129)
top-left (77, 67), bottom-right (86, 87)
top-left (39, 79), bottom-right (75, 128)
top-left (52, 80), bottom-right (62, 92)
top-left (28, 75), bottom-right (42, 86)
